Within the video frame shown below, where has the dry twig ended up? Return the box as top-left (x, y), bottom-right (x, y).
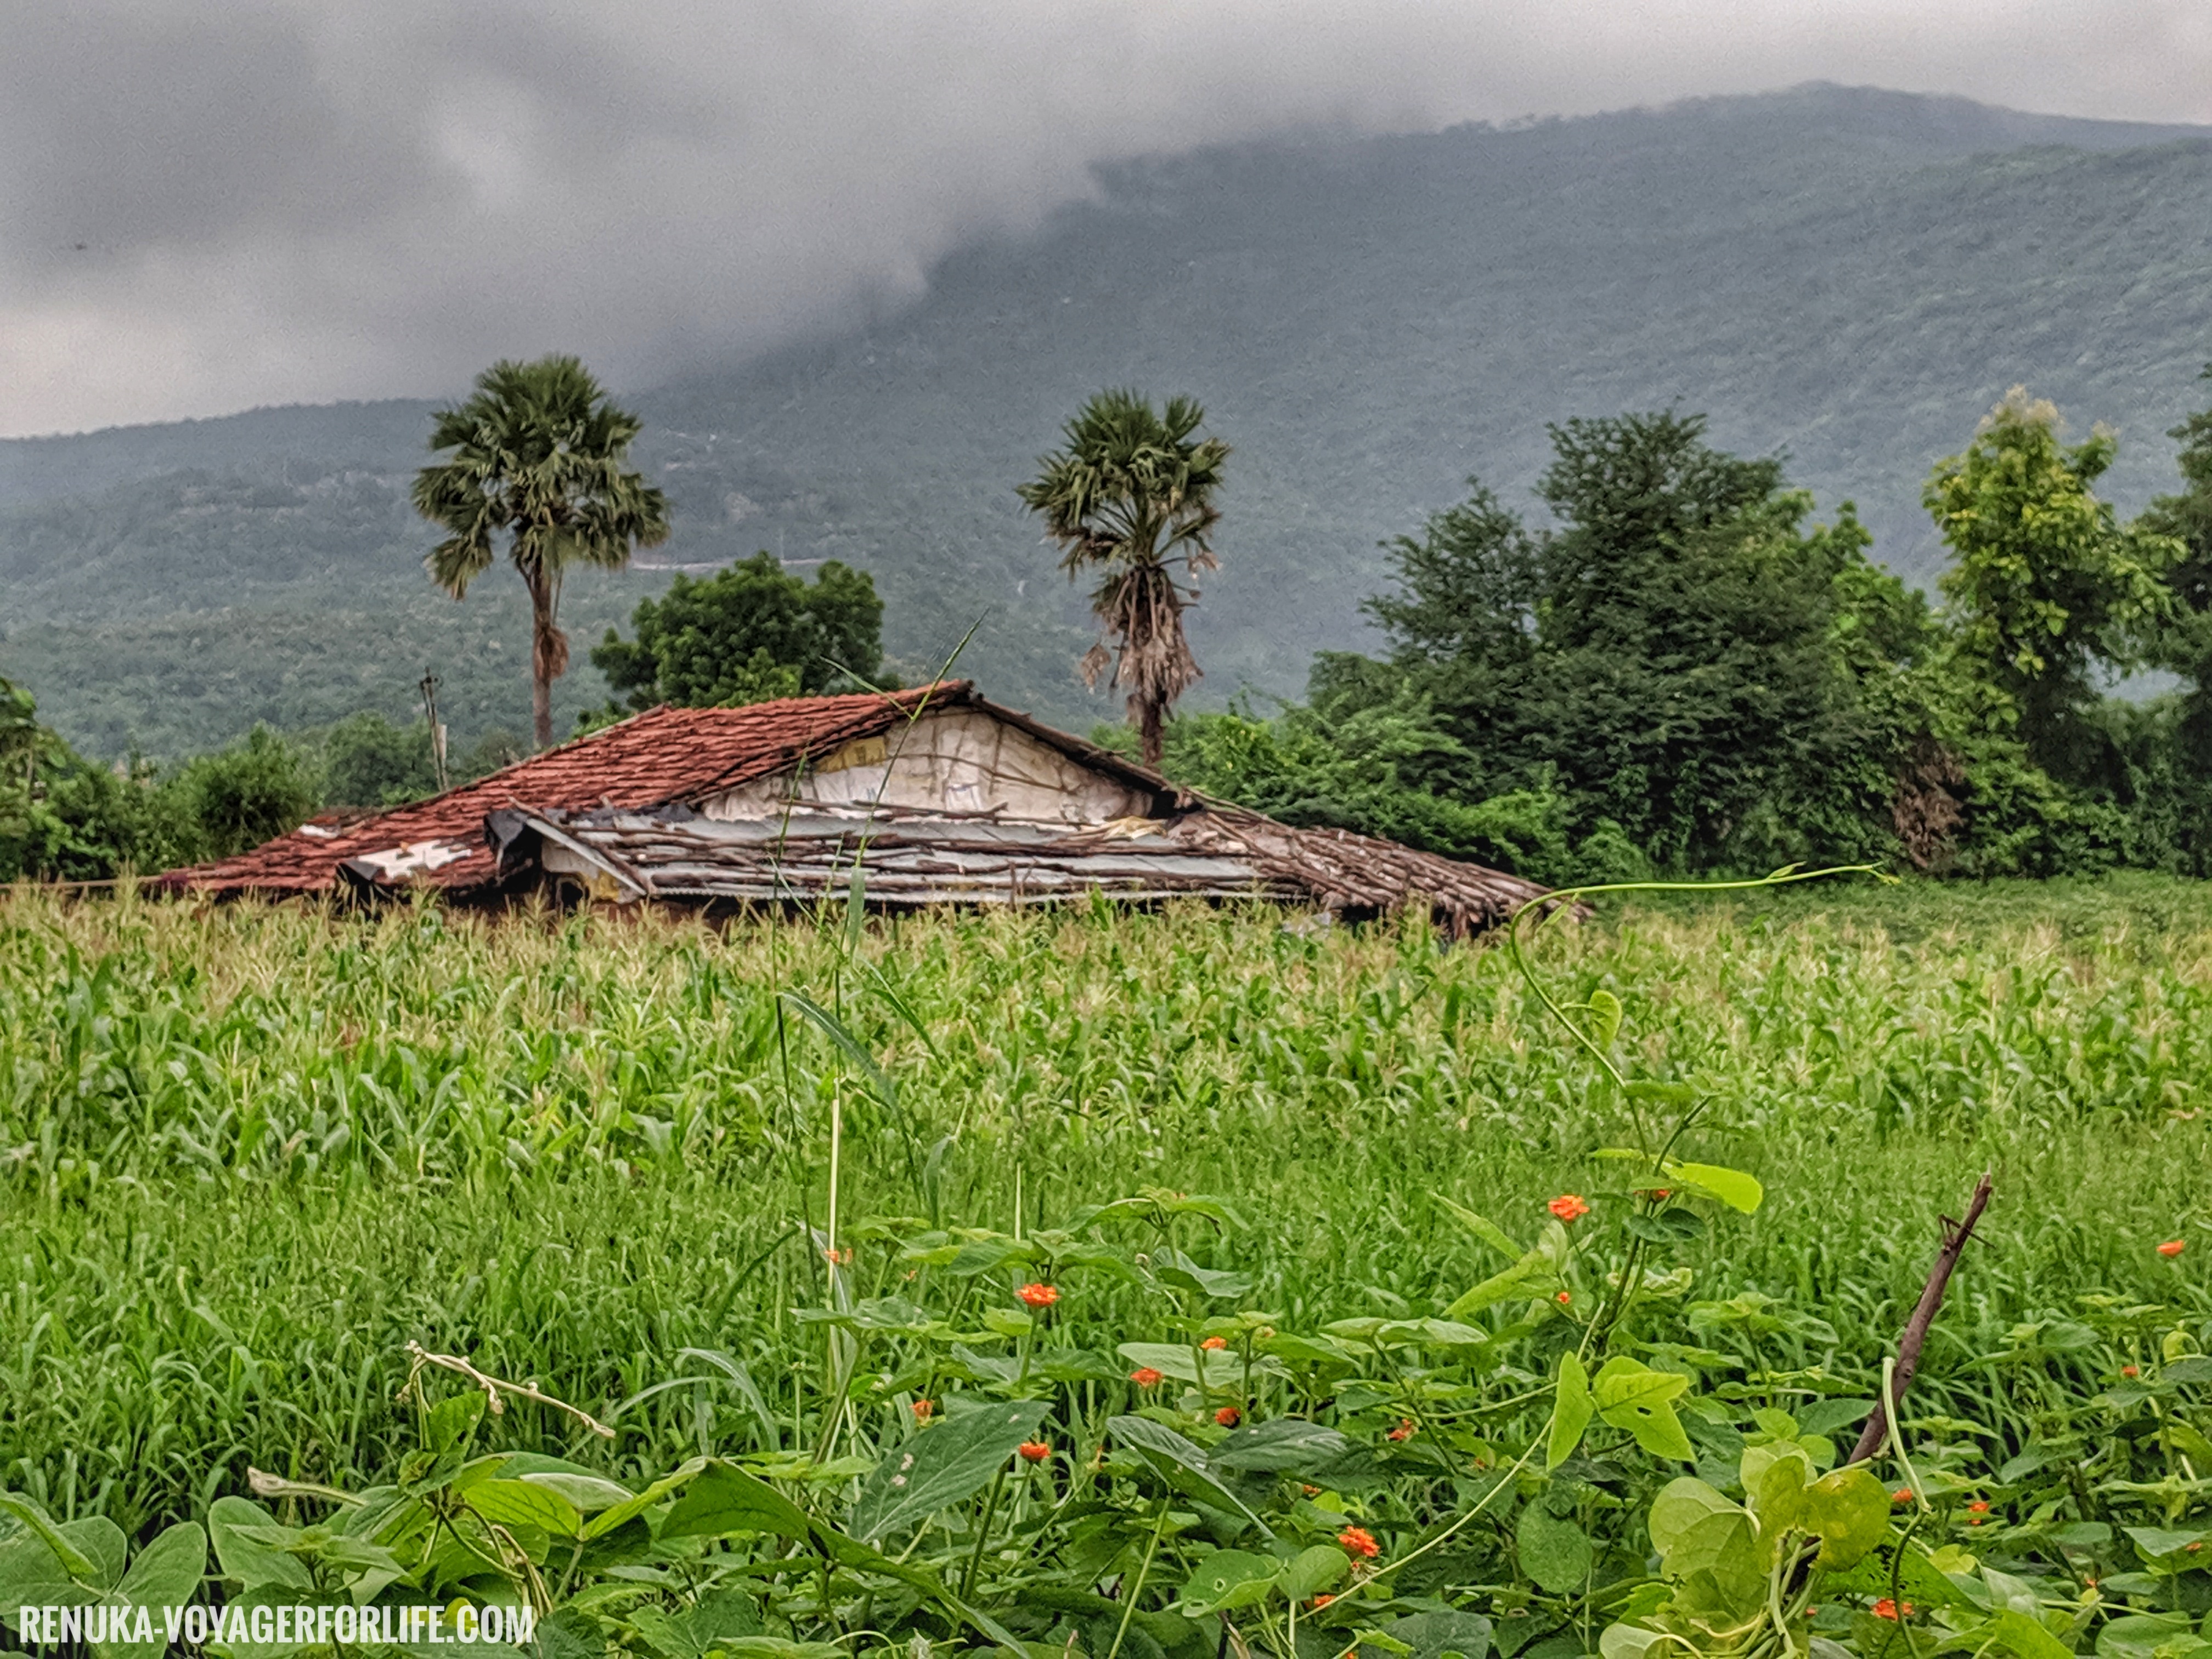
top-left (1848, 1170), bottom-right (1995, 1465)
top-left (403, 1340), bottom-right (616, 1438)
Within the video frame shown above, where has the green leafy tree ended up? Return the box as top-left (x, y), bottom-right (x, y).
top-left (2141, 363), bottom-right (2212, 763)
top-left (414, 356), bottom-right (671, 750)
top-left (1320, 413), bottom-right (1928, 873)
top-left (1926, 386), bottom-right (2179, 781)
top-left (590, 552), bottom-right (885, 715)
top-left (320, 712), bottom-right (441, 808)
top-left (1016, 390), bottom-right (1229, 766)
top-left (0, 674), bottom-right (198, 879)
top-left (171, 727), bottom-right (321, 859)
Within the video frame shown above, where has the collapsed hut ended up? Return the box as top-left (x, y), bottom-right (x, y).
top-left (155, 682), bottom-right (1554, 933)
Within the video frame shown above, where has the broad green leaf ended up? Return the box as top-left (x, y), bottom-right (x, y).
top-left (1277, 1545), bottom-right (1351, 1600)
top-left (1798, 1466), bottom-right (1890, 1569)
top-left (1209, 1420), bottom-right (1355, 1474)
top-left (1380, 1612), bottom-right (1494, 1659)
top-left (1437, 1197), bottom-right (1526, 1261)
top-left (1586, 989), bottom-right (1623, 1051)
top-left (659, 1464), bottom-right (817, 1543)
top-left (208, 1498), bottom-right (313, 1593)
top-left (1593, 1357), bottom-right (1694, 1460)
top-left (710, 1640), bottom-right (845, 1659)
top-left (848, 1400), bottom-right (1047, 1543)
top-left (518, 1470), bottom-right (639, 1515)
top-left (99, 1523), bottom-right (209, 1659)
top-left (1740, 1442), bottom-right (1812, 1555)
top-left (1153, 1249), bottom-right (1253, 1300)
top-left (1547, 1352), bottom-right (1594, 1471)
top-left (2126, 1526), bottom-right (2210, 1561)
top-left (1661, 1161), bottom-right (1763, 1215)
top-left (1447, 1249), bottom-right (1552, 1319)
top-left (1624, 1080), bottom-right (1696, 1108)
top-left (579, 1459), bottom-right (707, 1542)
top-left (1647, 1477), bottom-right (1760, 1609)
top-left (466, 1477), bottom-right (584, 1538)
top-left (1796, 1398), bottom-right (1875, 1438)
top-left (2099, 1614), bottom-right (2199, 1659)
top-left (0, 1494), bottom-right (108, 1585)
top-left (1600, 1627), bottom-right (1667, 1659)
top-left (1376, 1318), bottom-right (1492, 1350)
top-left (1987, 1609), bottom-right (2077, 1659)
top-left (425, 1389), bottom-right (486, 1453)
top-left (0, 1530), bottom-right (90, 1621)
top-left (1107, 1415), bottom-right (1271, 1534)
top-left (1177, 1549), bottom-right (1278, 1615)
top-left (661, 1463), bottom-right (1024, 1651)
top-left (1516, 1505), bottom-right (1593, 1593)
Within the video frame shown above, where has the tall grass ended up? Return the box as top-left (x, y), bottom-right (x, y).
top-left (3, 879), bottom-right (2208, 1537)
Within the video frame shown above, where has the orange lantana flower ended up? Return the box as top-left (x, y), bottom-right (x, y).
top-left (1548, 1194), bottom-right (1592, 1222)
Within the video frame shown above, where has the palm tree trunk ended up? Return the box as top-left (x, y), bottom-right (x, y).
top-left (532, 667), bottom-right (554, 751)
top-left (525, 563), bottom-right (562, 750)
top-left (1137, 696), bottom-right (1165, 769)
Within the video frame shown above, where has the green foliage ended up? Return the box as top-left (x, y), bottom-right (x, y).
top-left (166, 727), bottom-right (320, 859)
top-left (1928, 387), bottom-right (2182, 782)
top-left (1242, 415), bottom-right (1936, 877)
top-left (4, 878), bottom-right (2208, 1658)
top-left (590, 552), bottom-right (886, 715)
top-left (319, 710), bottom-right (441, 807)
top-left (0, 675), bottom-right (196, 879)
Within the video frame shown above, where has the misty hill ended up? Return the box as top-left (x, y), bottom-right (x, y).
top-left (5, 82), bottom-right (2211, 759)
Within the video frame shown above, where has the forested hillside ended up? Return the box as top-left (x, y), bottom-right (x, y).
top-left (4, 83), bottom-right (2210, 758)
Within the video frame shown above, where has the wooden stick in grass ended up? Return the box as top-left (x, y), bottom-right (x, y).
top-left (1849, 1169), bottom-right (1995, 1467)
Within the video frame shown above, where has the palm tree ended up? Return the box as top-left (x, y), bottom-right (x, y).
top-left (1017, 390), bottom-right (1230, 766)
top-left (414, 356), bottom-right (671, 749)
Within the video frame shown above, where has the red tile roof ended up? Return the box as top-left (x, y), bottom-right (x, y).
top-left (155, 683), bottom-right (975, 896)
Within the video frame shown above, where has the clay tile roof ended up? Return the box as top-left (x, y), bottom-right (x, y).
top-left (154, 682), bottom-right (972, 896)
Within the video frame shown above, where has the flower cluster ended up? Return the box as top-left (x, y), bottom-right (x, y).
top-left (1016, 1282), bottom-right (1059, 1308)
top-left (1549, 1193), bottom-right (1592, 1222)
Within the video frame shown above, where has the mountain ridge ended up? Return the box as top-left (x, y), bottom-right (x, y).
top-left (5, 83), bottom-right (2211, 758)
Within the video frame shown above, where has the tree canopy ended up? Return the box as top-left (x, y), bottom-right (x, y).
top-left (414, 356), bottom-right (670, 749)
top-left (1301, 412), bottom-right (1927, 873)
top-left (1017, 390), bottom-right (1229, 765)
top-left (590, 553), bottom-right (885, 714)
top-left (1927, 387), bottom-right (2179, 783)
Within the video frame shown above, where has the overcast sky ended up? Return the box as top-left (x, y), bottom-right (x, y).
top-left (3, 0), bottom-right (2209, 438)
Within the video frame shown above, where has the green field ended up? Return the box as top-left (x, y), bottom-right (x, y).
top-left (3, 878), bottom-right (2209, 1659)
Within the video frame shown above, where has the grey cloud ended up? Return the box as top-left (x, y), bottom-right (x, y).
top-left (2, 0), bottom-right (2209, 435)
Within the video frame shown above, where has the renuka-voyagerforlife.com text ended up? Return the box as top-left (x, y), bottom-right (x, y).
top-left (13, 1599), bottom-right (538, 1648)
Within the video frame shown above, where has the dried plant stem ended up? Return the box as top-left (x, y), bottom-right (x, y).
top-left (403, 1340), bottom-right (616, 1438)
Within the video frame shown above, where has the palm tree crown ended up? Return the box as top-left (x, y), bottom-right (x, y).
top-left (1016, 390), bottom-right (1229, 765)
top-left (414, 356), bottom-right (671, 749)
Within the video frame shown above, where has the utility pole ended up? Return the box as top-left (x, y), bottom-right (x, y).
top-left (419, 670), bottom-right (450, 793)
